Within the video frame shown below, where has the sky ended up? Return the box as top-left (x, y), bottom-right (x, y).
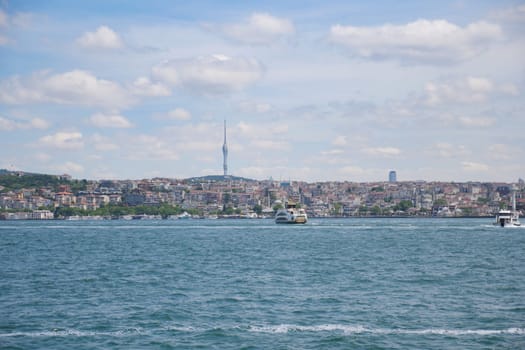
top-left (0, 0), bottom-right (524, 182)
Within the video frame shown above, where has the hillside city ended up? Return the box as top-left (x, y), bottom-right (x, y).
top-left (0, 170), bottom-right (524, 220)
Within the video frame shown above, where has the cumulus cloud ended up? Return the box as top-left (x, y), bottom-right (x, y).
top-left (130, 77), bottom-right (170, 96)
top-left (458, 116), bottom-right (495, 127)
top-left (0, 10), bottom-right (7, 27)
top-left (491, 4), bottom-right (525, 22)
top-left (251, 139), bottom-right (290, 150)
top-left (462, 161), bottom-right (488, 171)
top-left (0, 70), bottom-right (133, 109)
top-left (488, 144), bottom-right (512, 160)
top-left (0, 115), bottom-right (49, 130)
top-left (0, 10), bottom-right (8, 45)
top-left (424, 76), bottom-right (516, 105)
top-left (340, 165), bottom-right (364, 175)
top-left (220, 12), bottom-right (295, 45)
top-left (76, 25), bottom-right (124, 49)
top-left (91, 134), bottom-right (119, 151)
top-left (151, 54), bottom-right (264, 94)
top-left (362, 147), bottom-right (401, 157)
top-left (56, 161), bottom-right (84, 174)
top-left (126, 134), bottom-right (179, 160)
top-left (238, 100), bottom-right (272, 113)
top-left (89, 112), bottom-right (133, 128)
top-left (321, 149), bottom-right (344, 156)
top-left (332, 135), bottom-right (347, 146)
top-left (430, 143), bottom-right (471, 158)
top-left (39, 132), bottom-right (84, 150)
top-left (329, 19), bottom-right (502, 63)
top-left (167, 108), bottom-right (191, 121)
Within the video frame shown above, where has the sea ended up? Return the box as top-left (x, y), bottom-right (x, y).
top-left (1, 218), bottom-right (524, 349)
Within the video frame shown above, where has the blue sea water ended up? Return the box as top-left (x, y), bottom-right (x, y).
top-left (1, 218), bottom-right (524, 349)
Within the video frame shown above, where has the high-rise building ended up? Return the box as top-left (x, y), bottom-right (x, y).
top-left (222, 120), bottom-right (228, 176)
top-left (389, 170), bottom-right (397, 182)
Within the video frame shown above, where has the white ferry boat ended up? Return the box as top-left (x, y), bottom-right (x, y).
top-left (494, 191), bottom-right (521, 227)
top-left (275, 201), bottom-right (307, 224)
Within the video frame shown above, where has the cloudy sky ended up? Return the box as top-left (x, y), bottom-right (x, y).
top-left (0, 1), bottom-right (524, 182)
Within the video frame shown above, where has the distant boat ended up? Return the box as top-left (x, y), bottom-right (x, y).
top-left (177, 212), bottom-right (192, 219)
top-left (494, 191), bottom-right (521, 227)
top-left (275, 201), bottom-right (307, 224)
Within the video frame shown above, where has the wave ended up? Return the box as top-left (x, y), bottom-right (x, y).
top-left (248, 324), bottom-right (525, 336)
top-left (0, 327), bottom-right (145, 337)
top-left (2, 325), bottom-right (523, 338)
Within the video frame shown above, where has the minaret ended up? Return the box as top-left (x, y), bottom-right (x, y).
top-left (222, 120), bottom-right (228, 176)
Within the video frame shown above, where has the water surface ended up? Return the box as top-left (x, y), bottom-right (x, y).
top-left (1, 218), bottom-right (524, 349)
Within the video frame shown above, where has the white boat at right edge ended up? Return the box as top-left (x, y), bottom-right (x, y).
top-left (494, 191), bottom-right (521, 227)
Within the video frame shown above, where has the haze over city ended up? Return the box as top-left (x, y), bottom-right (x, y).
top-left (0, 1), bottom-right (524, 182)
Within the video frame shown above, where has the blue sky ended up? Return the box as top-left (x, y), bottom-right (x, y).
top-left (1, 0), bottom-right (524, 182)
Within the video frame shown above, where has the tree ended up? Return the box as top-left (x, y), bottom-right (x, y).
top-left (433, 198), bottom-right (447, 207)
top-left (332, 202), bottom-right (342, 216)
top-left (273, 203), bottom-right (283, 212)
top-left (253, 204), bottom-right (263, 215)
top-left (394, 200), bottom-right (413, 212)
top-left (370, 205), bottom-right (382, 216)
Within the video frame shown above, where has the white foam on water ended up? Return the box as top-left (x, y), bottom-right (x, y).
top-left (248, 324), bottom-right (525, 336)
top-left (2, 325), bottom-right (523, 338)
top-left (0, 327), bottom-right (146, 338)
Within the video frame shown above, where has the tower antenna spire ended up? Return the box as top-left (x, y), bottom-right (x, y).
top-left (222, 119), bottom-right (228, 176)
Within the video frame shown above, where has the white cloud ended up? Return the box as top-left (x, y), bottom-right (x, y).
top-left (151, 54), bottom-right (264, 94)
top-left (0, 70), bottom-right (133, 109)
top-left (130, 77), bottom-right (171, 96)
top-left (332, 135), bottom-right (347, 146)
top-left (487, 144), bottom-right (510, 160)
top-left (458, 116), bottom-right (495, 127)
top-left (126, 134), bottom-right (179, 160)
top-left (221, 12), bottom-right (295, 45)
top-left (340, 165), bottom-right (364, 175)
top-left (89, 112), bottom-right (133, 128)
top-left (0, 10), bottom-right (9, 45)
top-left (430, 143), bottom-right (470, 158)
top-left (29, 118), bottom-right (49, 129)
top-left (34, 153), bottom-right (51, 162)
top-left (0, 115), bottom-right (49, 130)
top-left (238, 100), bottom-right (272, 113)
top-left (251, 139), bottom-right (289, 150)
top-left (329, 19), bottom-right (502, 63)
top-left (0, 10), bottom-right (7, 27)
top-left (76, 25), bottom-right (124, 50)
top-left (491, 5), bottom-right (525, 22)
top-left (424, 76), bottom-right (515, 105)
top-left (56, 161), bottom-right (84, 174)
top-left (91, 134), bottom-right (119, 151)
top-left (236, 121), bottom-right (288, 139)
top-left (168, 108), bottom-right (191, 121)
top-left (39, 132), bottom-right (84, 150)
top-left (362, 147), bottom-right (401, 157)
top-left (321, 149), bottom-right (344, 156)
top-left (462, 161), bottom-right (488, 172)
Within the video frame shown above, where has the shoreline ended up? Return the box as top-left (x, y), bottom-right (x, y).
top-left (0, 215), bottom-right (495, 221)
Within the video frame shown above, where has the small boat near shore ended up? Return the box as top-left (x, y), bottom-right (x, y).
top-left (275, 201), bottom-right (307, 224)
top-left (494, 191), bottom-right (521, 227)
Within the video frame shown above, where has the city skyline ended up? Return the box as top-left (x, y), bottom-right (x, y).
top-left (0, 1), bottom-right (524, 182)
